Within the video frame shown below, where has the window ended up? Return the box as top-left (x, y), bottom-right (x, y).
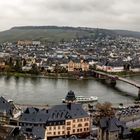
top-left (54, 126), bottom-right (56, 130)
top-left (54, 132), bottom-right (56, 135)
top-left (85, 123), bottom-right (88, 126)
top-left (73, 129), bottom-right (75, 133)
top-left (80, 128), bottom-right (82, 132)
top-left (58, 131), bottom-right (60, 135)
top-left (73, 119), bottom-right (75, 122)
top-left (67, 127), bottom-right (71, 130)
top-left (87, 117), bottom-right (89, 121)
top-left (77, 129), bottom-right (79, 132)
top-left (58, 126), bottom-right (60, 129)
top-left (62, 131), bottom-right (65, 134)
top-left (78, 124), bottom-right (82, 127)
top-left (26, 128), bottom-right (32, 132)
top-left (34, 124), bottom-right (38, 126)
top-left (67, 122), bottom-right (71, 125)
top-left (73, 124), bottom-right (75, 128)
top-left (47, 132), bottom-right (52, 135)
top-left (67, 131), bottom-right (70, 135)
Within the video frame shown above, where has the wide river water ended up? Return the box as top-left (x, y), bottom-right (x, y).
top-left (0, 75), bottom-right (140, 106)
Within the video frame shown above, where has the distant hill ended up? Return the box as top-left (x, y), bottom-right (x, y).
top-left (114, 30), bottom-right (140, 38)
top-left (0, 26), bottom-right (140, 43)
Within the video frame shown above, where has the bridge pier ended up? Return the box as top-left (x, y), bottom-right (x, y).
top-left (138, 88), bottom-right (140, 100)
top-left (110, 79), bottom-right (116, 87)
top-left (105, 78), bottom-right (116, 87)
top-left (95, 73), bottom-right (99, 78)
top-left (95, 73), bottom-right (102, 79)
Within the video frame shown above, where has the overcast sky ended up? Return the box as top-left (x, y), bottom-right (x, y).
top-left (0, 0), bottom-right (140, 31)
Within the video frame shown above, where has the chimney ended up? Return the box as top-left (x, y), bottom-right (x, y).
top-left (67, 103), bottom-right (72, 110)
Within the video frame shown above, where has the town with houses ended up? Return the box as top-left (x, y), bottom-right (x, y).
top-left (0, 35), bottom-right (140, 77)
top-left (0, 90), bottom-right (134, 140)
top-left (0, 35), bottom-right (140, 139)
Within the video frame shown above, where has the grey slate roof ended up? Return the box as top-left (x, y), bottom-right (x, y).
top-left (47, 103), bottom-right (89, 122)
top-left (32, 126), bottom-right (46, 139)
top-left (100, 117), bottom-right (121, 132)
top-left (0, 96), bottom-right (14, 117)
top-left (20, 107), bottom-right (49, 123)
top-left (20, 103), bottom-right (89, 123)
top-left (99, 117), bottom-right (131, 138)
top-left (21, 126), bottom-right (46, 139)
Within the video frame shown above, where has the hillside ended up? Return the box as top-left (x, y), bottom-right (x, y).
top-left (0, 26), bottom-right (140, 43)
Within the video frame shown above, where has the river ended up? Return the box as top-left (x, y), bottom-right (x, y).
top-left (0, 75), bottom-right (140, 106)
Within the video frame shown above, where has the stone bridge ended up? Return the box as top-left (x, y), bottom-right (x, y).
top-left (92, 70), bottom-right (140, 99)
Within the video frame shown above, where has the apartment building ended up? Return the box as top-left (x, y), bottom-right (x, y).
top-left (19, 103), bottom-right (90, 139)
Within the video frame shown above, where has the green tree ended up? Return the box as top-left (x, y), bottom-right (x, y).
top-left (30, 63), bottom-right (39, 75)
top-left (14, 59), bottom-right (22, 72)
top-left (96, 102), bottom-right (115, 117)
top-left (9, 57), bottom-right (13, 67)
top-left (22, 59), bottom-right (27, 66)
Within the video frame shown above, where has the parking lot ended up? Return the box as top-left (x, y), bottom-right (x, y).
top-left (116, 105), bottom-right (140, 122)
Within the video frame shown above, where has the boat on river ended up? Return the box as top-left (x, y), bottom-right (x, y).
top-left (75, 96), bottom-right (98, 103)
top-left (62, 90), bottom-right (98, 103)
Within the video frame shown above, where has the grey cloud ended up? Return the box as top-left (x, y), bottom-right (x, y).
top-left (41, 0), bottom-right (116, 13)
top-left (0, 0), bottom-right (140, 31)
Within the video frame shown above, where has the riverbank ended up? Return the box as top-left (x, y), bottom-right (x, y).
top-left (109, 71), bottom-right (140, 77)
top-left (0, 72), bottom-right (97, 80)
top-left (1, 71), bottom-right (140, 80)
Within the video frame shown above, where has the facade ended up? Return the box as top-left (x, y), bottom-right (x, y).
top-left (32, 41), bottom-right (41, 45)
top-left (102, 66), bottom-right (124, 72)
top-left (46, 103), bottom-right (90, 139)
top-left (0, 125), bottom-right (21, 140)
top-left (17, 40), bottom-right (33, 45)
top-left (68, 60), bottom-right (89, 72)
top-left (18, 40), bottom-right (41, 46)
top-left (0, 111), bottom-right (10, 125)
